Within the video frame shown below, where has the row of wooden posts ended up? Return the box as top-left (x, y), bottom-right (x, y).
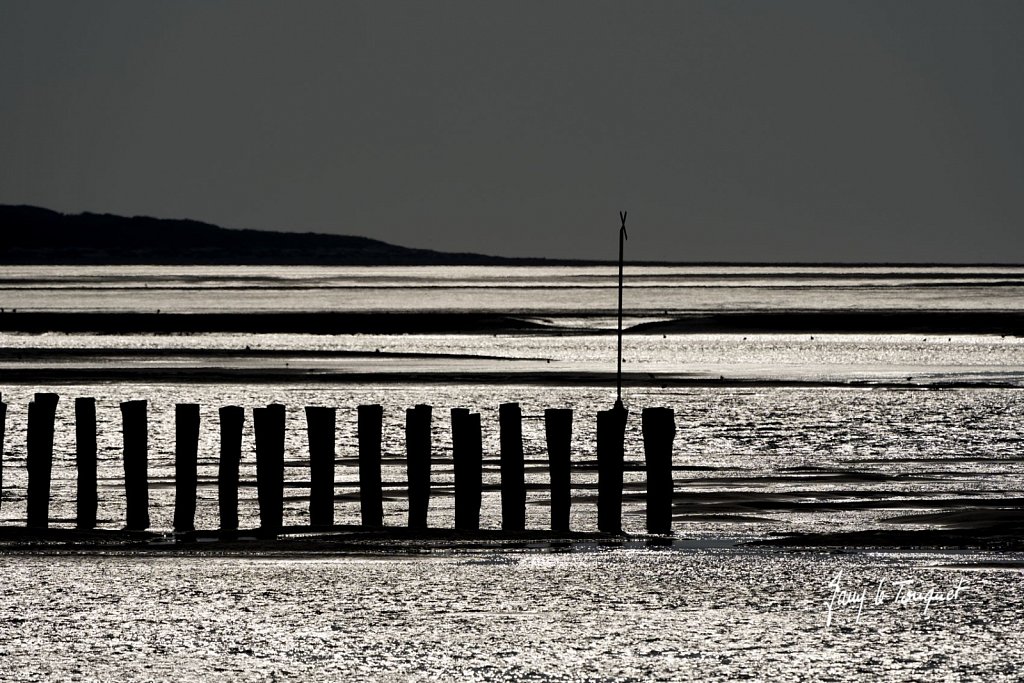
top-left (0, 392), bottom-right (677, 536)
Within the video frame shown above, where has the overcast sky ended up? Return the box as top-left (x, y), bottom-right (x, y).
top-left (2, 1), bottom-right (1023, 262)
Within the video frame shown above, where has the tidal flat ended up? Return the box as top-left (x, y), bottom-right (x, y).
top-left (1, 264), bottom-right (1023, 680)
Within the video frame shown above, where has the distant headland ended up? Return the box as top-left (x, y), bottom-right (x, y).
top-left (0, 204), bottom-right (570, 266)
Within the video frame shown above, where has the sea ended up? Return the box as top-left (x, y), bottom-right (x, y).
top-left (1, 264), bottom-right (1023, 680)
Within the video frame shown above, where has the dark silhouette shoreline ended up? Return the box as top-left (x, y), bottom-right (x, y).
top-left (5, 205), bottom-right (1024, 267)
top-left (0, 205), bottom-right (571, 266)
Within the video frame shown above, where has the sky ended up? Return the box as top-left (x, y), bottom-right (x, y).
top-left (2, 1), bottom-right (1023, 262)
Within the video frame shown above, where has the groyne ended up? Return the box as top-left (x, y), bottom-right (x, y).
top-left (0, 391), bottom-right (676, 539)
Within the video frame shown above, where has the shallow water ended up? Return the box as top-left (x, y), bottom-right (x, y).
top-left (2, 264), bottom-right (1024, 314)
top-left (4, 332), bottom-right (1024, 384)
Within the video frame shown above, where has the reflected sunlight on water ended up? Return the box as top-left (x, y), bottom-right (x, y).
top-left (2, 265), bottom-right (1024, 313)
top-left (1, 265), bottom-right (1023, 680)
top-left (1, 551), bottom-right (1021, 681)
top-left (0, 383), bottom-right (1021, 538)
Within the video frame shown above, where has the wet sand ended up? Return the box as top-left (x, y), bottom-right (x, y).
top-left (2, 305), bottom-right (1021, 555)
top-left (2, 309), bottom-right (1023, 335)
top-left (4, 481), bottom-right (1022, 554)
top-left (0, 312), bottom-right (547, 334)
top-left (750, 519), bottom-right (1024, 551)
top-left (631, 310), bottom-right (1024, 336)
top-left (0, 526), bottom-right (622, 556)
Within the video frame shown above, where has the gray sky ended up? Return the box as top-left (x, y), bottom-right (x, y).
top-left (2, 1), bottom-right (1023, 262)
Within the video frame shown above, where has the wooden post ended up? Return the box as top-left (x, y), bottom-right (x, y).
top-left (121, 399), bottom-right (149, 531)
top-left (174, 403), bottom-right (200, 533)
top-left (616, 211), bottom-right (628, 409)
top-left (26, 392), bottom-right (59, 528)
top-left (0, 393), bottom-right (6, 514)
top-left (218, 405), bottom-right (244, 536)
top-left (499, 402), bottom-right (525, 532)
top-left (358, 404), bottom-right (384, 528)
top-left (642, 407), bottom-right (676, 535)
top-left (467, 412), bottom-right (483, 530)
top-left (544, 408), bottom-right (573, 532)
top-left (405, 404), bottom-right (432, 530)
top-left (451, 408), bottom-right (482, 531)
top-left (75, 397), bottom-right (98, 530)
top-left (253, 403), bottom-right (286, 535)
top-left (596, 405), bottom-right (627, 534)
top-left (306, 406), bottom-right (337, 527)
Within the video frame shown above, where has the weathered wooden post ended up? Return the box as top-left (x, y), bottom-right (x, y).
top-left (306, 406), bottom-right (337, 527)
top-left (218, 405), bottom-right (244, 536)
top-left (75, 397), bottom-right (98, 529)
top-left (27, 392), bottom-right (59, 528)
top-left (451, 408), bottom-right (482, 531)
top-left (358, 404), bottom-right (384, 528)
top-left (596, 405), bottom-right (627, 534)
top-left (174, 403), bottom-right (200, 533)
top-left (544, 408), bottom-right (573, 532)
top-left (121, 399), bottom-right (149, 530)
top-left (0, 393), bottom-right (6, 514)
top-left (405, 404), bottom-right (432, 529)
top-left (642, 407), bottom-right (675, 535)
top-left (499, 402), bottom-right (525, 532)
top-left (253, 403), bottom-right (286, 536)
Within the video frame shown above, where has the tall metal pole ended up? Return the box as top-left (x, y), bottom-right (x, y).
top-left (616, 211), bottom-right (627, 410)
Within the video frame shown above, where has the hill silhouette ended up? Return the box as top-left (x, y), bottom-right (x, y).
top-left (0, 205), bottom-right (554, 265)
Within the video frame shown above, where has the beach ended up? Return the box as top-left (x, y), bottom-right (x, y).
top-left (1, 264), bottom-right (1023, 679)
